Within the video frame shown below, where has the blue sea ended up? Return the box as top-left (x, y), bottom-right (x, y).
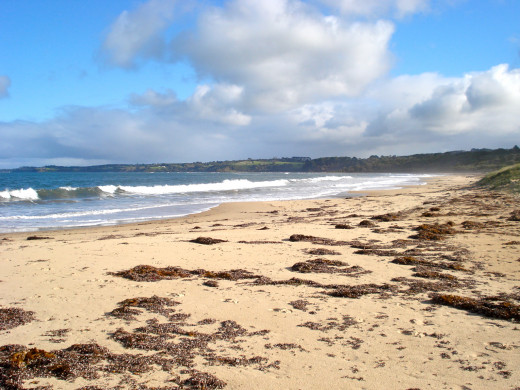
top-left (0, 171), bottom-right (434, 233)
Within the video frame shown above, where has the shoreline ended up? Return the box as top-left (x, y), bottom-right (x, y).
top-left (0, 173), bottom-right (458, 237)
top-left (2, 173), bottom-right (519, 389)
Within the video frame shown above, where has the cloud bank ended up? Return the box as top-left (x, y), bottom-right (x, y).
top-left (1, 0), bottom-right (519, 168)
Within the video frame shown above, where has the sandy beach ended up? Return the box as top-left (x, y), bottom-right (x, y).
top-left (1, 174), bottom-right (519, 390)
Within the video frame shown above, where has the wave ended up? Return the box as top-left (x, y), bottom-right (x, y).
top-left (0, 178), bottom-right (292, 202)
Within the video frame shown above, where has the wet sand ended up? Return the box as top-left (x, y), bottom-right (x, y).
top-left (1, 174), bottom-right (520, 389)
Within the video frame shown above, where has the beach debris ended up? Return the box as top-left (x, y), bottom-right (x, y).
top-left (0, 308), bottom-right (35, 331)
top-left (431, 294), bottom-right (520, 321)
top-left (327, 283), bottom-right (398, 299)
top-left (290, 258), bottom-right (369, 276)
top-left (288, 234), bottom-right (349, 246)
top-left (109, 265), bottom-right (261, 282)
top-left (410, 222), bottom-right (456, 240)
top-left (371, 213), bottom-right (401, 222)
top-left (203, 280), bottom-right (219, 288)
top-left (289, 300), bottom-right (310, 312)
top-left (305, 248), bottom-right (341, 256)
top-left (335, 224), bottom-right (353, 229)
top-left (190, 237), bottom-right (228, 245)
top-left (358, 220), bottom-right (376, 227)
top-left (391, 256), bottom-right (467, 271)
top-left (508, 210), bottom-right (520, 221)
top-left (26, 235), bottom-right (53, 240)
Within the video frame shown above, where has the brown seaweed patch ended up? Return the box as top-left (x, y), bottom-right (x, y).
top-left (0, 307), bottom-right (35, 331)
top-left (110, 265), bottom-right (261, 283)
top-left (508, 210), bottom-right (520, 221)
top-left (26, 235), bottom-right (53, 240)
top-left (327, 283), bottom-right (398, 299)
top-left (391, 256), bottom-right (467, 271)
top-left (289, 300), bottom-right (309, 312)
top-left (291, 259), bottom-right (369, 276)
top-left (431, 294), bottom-right (520, 321)
top-left (461, 221), bottom-right (485, 230)
top-left (305, 248), bottom-right (341, 256)
top-left (107, 296), bottom-right (180, 321)
top-left (412, 270), bottom-right (458, 281)
top-left (109, 265), bottom-right (192, 282)
top-left (358, 220), bottom-right (376, 227)
top-left (335, 224), bottom-right (353, 229)
top-left (182, 371), bottom-right (226, 389)
top-left (190, 237), bottom-right (228, 245)
top-left (371, 213), bottom-right (401, 222)
top-left (410, 223), bottom-right (456, 241)
top-left (288, 234), bottom-right (349, 246)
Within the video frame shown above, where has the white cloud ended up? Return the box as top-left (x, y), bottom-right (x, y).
top-left (100, 0), bottom-right (177, 68)
top-left (172, 0), bottom-right (394, 111)
top-left (0, 75), bottom-right (11, 99)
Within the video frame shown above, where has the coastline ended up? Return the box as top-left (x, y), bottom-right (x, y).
top-left (1, 173), bottom-right (519, 389)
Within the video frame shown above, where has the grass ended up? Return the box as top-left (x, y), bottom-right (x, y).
top-left (476, 163), bottom-right (520, 193)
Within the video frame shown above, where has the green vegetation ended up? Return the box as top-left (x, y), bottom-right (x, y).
top-left (475, 162), bottom-right (520, 193)
top-left (3, 146), bottom-right (520, 174)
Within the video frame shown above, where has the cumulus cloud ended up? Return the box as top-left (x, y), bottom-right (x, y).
top-left (100, 0), bottom-right (177, 68)
top-left (0, 75), bottom-right (11, 99)
top-left (171, 0), bottom-right (394, 111)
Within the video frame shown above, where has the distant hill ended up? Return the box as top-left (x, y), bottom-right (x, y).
top-left (3, 146), bottom-right (520, 174)
top-left (475, 162), bottom-right (520, 193)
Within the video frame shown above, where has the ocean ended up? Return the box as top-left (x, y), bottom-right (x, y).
top-left (0, 171), bottom-right (434, 233)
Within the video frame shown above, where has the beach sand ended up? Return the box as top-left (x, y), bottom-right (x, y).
top-left (1, 174), bottom-right (519, 389)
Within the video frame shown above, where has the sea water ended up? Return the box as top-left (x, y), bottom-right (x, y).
top-left (0, 171), bottom-right (434, 232)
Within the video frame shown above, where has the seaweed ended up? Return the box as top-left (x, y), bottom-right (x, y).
top-left (391, 256), bottom-right (467, 271)
top-left (110, 265), bottom-right (261, 283)
top-left (431, 294), bottom-right (520, 321)
top-left (335, 224), bottom-right (353, 229)
top-left (190, 237), bottom-right (228, 245)
top-left (182, 371), bottom-right (226, 389)
top-left (326, 283), bottom-right (398, 299)
top-left (289, 300), bottom-right (309, 312)
top-left (203, 280), bottom-right (219, 288)
top-left (288, 234), bottom-right (353, 246)
top-left (290, 258), bottom-right (367, 276)
top-left (508, 210), bottom-right (520, 221)
top-left (410, 223), bottom-right (456, 241)
top-left (371, 213), bottom-right (401, 222)
top-left (305, 248), bottom-right (341, 256)
top-left (358, 220), bottom-right (376, 227)
top-left (26, 236), bottom-right (52, 240)
top-left (0, 308), bottom-right (35, 331)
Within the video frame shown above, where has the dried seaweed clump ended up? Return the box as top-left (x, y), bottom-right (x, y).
top-left (288, 234), bottom-right (352, 246)
top-left (391, 256), bottom-right (467, 271)
top-left (335, 224), bottom-right (353, 229)
top-left (110, 265), bottom-right (261, 283)
top-left (108, 296), bottom-right (180, 321)
top-left (461, 220), bottom-right (485, 230)
top-left (305, 248), bottom-right (341, 256)
top-left (327, 283), bottom-right (398, 299)
top-left (26, 235), bottom-right (52, 240)
top-left (410, 223), bottom-right (456, 241)
top-left (358, 220), bottom-right (376, 227)
top-left (508, 210), bottom-right (520, 221)
top-left (290, 259), bottom-right (368, 276)
top-left (109, 265), bottom-right (192, 282)
top-left (289, 300), bottom-right (309, 312)
top-left (431, 294), bottom-right (520, 321)
top-left (190, 237), bottom-right (228, 245)
top-left (371, 213), bottom-right (401, 222)
top-left (412, 269), bottom-right (458, 281)
top-left (0, 307), bottom-right (35, 331)
top-left (182, 371), bottom-right (226, 389)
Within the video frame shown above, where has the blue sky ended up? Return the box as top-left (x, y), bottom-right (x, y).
top-left (1, 0), bottom-right (519, 168)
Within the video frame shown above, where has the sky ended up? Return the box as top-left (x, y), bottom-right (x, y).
top-left (0, 0), bottom-right (519, 168)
